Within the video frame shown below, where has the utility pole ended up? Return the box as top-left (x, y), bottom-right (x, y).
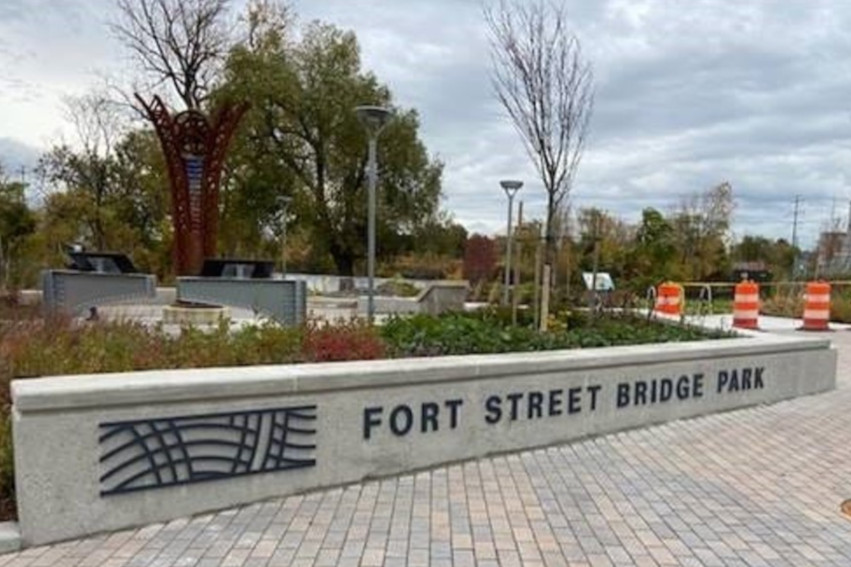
top-left (831, 194), bottom-right (837, 229)
top-left (791, 195), bottom-right (800, 280)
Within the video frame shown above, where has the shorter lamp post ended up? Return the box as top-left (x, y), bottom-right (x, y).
top-left (279, 195), bottom-right (292, 278)
top-left (500, 180), bottom-right (523, 306)
top-left (355, 105), bottom-right (394, 323)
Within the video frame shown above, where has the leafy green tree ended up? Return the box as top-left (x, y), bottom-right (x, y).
top-left (670, 182), bottom-right (733, 281)
top-left (37, 144), bottom-right (115, 251)
top-left (410, 216), bottom-right (468, 258)
top-left (732, 235), bottom-right (798, 281)
top-left (111, 131), bottom-right (172, 277)
top-left (732, 235), bottom-right (773, 264)
top-left (36, 127), bottom-right (172, 279)
top-left (215, 6), bottom-right (444, 274)
top-left (0, 170), bottom-right (36, 289)
top-left (576, 207), bottom-right (633, 281)
top-left (630, 207), bottom-right (677, 289)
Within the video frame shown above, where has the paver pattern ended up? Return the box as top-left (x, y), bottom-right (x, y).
top-left (3, 332), bottom-right (851, 566)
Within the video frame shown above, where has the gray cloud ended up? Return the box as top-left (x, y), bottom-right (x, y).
top-left (285, 0), bottom-right (851, 247)
top-left (0, 137), bottom-right (40, 177)
top-left (1, 0), bottom-right (850, 249)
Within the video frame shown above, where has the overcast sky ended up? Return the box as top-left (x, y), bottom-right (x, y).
top-left (2, 0), bottom-right (851, 248)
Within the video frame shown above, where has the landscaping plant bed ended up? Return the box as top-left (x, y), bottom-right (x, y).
top-left (0, 307), bottom-right (734, 521)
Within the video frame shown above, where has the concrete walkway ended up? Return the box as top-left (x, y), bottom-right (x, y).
top-left (3, 330), bottom-right (851, 566)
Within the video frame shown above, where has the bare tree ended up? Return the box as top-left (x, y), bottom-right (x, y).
top-left (671, 182), bottom-right (734, 280)
top-left (63, 91), bottom-right (126, 159)
top-left (112, 0), bottom-right (231, 110)
top-left (485, 0), bottom-right (593, 318)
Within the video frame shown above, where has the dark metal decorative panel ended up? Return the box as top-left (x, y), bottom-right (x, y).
top-left (99, 405), bottom-right (316, 496)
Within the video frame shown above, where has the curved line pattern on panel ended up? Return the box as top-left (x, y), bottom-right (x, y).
top-left (99, 405), bottom-right (317, 496)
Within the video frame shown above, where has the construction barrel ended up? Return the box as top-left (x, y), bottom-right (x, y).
top-left (655, 282), bottom-right (683, 315)
top-left (733, 281), bottom-right (759, 330)
top-left (800, 281), bottom-right (831, 331)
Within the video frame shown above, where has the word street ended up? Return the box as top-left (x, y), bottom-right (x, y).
top-left (362, 366), bottom-right (766, 440)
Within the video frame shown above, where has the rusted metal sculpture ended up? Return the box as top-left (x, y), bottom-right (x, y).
top-left (136, 95), bottom-right (248, 275)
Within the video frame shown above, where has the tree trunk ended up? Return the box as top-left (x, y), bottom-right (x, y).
top-left (331, 248), bottom-right (355, 277)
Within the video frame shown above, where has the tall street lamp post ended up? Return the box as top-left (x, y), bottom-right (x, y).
top-left (279, 195), bottom-right (292, 278)
top-left (355, 105), bottom-right (393, 323)
top-left (500, 180), bottom-right (523, 306)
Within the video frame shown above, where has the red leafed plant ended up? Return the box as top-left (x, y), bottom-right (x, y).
top-left (302, 320), bottom-right (386, 362)
top-left (463, 233), bottom-right (497, 284)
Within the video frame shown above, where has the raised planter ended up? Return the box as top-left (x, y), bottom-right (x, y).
top-left (12, 332), bottom-right (836, 545)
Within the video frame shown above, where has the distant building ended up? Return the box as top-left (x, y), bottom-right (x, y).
top-left (732, 261), bottom-right (771, 282)
top-left (816, 229), bottom-right (851, 276)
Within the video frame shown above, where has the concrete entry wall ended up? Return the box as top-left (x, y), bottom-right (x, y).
top-left (12, 333), bottom-right (836, 545)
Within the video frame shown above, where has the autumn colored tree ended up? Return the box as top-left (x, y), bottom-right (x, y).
top-left (463, 234), bottom-right (497, 284)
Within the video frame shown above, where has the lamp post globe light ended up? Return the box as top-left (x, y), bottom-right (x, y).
top-left (500, 180), bottom-right (523, 306)
top-left (355, 105), bottom-right (394, 323)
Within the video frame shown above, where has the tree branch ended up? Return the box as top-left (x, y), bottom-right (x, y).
top-left (485, 0), bottom-right (594, 263)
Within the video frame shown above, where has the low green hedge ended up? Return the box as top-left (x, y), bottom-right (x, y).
top-left (381, 308), bottom-right (733, 357)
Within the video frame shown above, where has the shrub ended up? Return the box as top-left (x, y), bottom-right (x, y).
top-left (487, 281), bottom-right (502, 304)
top-left (377, 279), bottom-right (421, 298)
top-left (0, 415), bottom-right (13, 520)
top-left (226, 323), bottom-right (304, 365)
top-left (381, 312), bottom-right (543, 356)
top-left (302, 320), bottom-right (385, 362)
top-left (381, 310), bottom-right (732, 358)
top-left (399, 266), bottom-right (446, 280)
top-left (760, 295), bottom-right (801, 319)
top-left (0, 317), bottom-right (168, 378)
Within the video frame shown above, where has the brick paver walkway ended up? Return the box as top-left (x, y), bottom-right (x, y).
top-left (3, 332), bottom-right (851, 566)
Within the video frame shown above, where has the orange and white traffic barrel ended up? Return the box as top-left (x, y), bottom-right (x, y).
top-left (800, 281), bottom-right (831, 331)
top-left (733, 281), bottom-right (759, 330)
top-left (655, 282), bottom-right (683, 315)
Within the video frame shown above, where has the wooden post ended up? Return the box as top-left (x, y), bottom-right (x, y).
top-left (564, 239), bottom-right (571, 304)
top-left (512, 201), bottom-right (523, 326)
top-left (533, 236), bottom-right (541, 329)
top-left (540, 264), bottom-right (551, 332)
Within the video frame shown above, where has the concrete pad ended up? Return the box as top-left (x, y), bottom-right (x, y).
top-left (0, 523), bottom-right (21, 554)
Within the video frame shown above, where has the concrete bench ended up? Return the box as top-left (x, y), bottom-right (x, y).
top-left (41, 252), bottom-right (157, 317)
